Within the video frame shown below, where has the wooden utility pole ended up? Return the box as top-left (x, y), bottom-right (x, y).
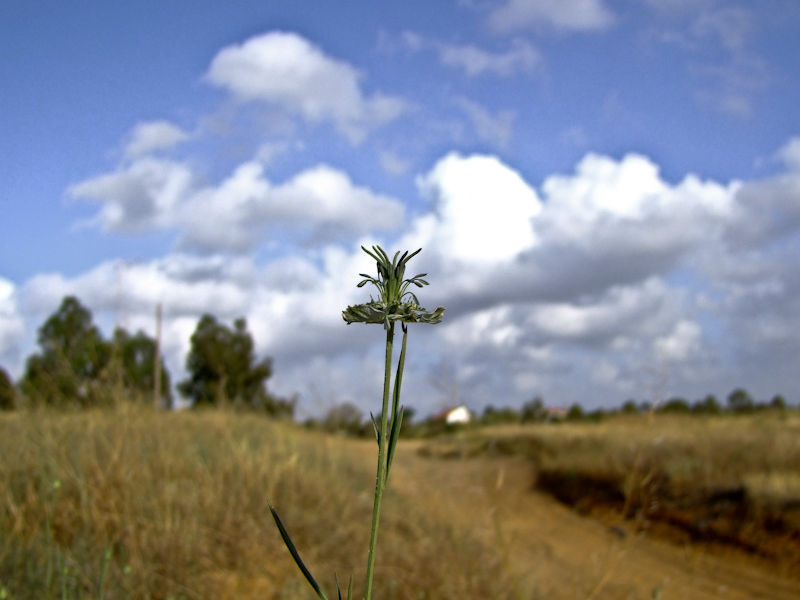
top-left (154, 303), bottom-right (162, 409)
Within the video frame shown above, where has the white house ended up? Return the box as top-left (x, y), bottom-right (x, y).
top-left (445, 405), bottom-right (472, 424)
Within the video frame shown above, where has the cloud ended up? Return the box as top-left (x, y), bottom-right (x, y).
top-left (379, 150), bottom-right (412, 176)
top-left (0, 278), bottom-right (25, 371)
top-left (489, 0), bottom-right (615, 33)
top-left (691, 7), bottom-right (752, 51)
top-left (205, 31), bottom-right (407, 143)
top-left (414, 152), bottom-right (541, 265)
top-left (124, 121), bottom-right (190, 159)
top-left (438, 39), bottom-right (542, 77)
top-left (777, 137), bottom-right (800, 171)
top-left (723, 137), bottom-right (800, 247)
top-left (453, 98), bottom-right (515, 148)
top-left (691, 54), bottom-right (770, 117)
top-left (21, 142), bottom-right (800, 412)
top-left (71, 157), bottom-right (406, 252)
top-left (69, 158), bottom-right (195, 234)
top-left (643, 5), bottom-right (769, 117)
top-left (407, 151), bottom-right (735, 317)
top-left (17, 249), bottom-right (388, 407)
top-left (398, 31), bottom-right (542, 78)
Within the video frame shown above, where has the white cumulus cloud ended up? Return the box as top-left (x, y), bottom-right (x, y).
top-left (22, 142), bottom-right (800, 412)
top-left (415, 152), bottom-right (541, 265)
top-left (69, 157), bottom-right (195, 234)
top-left (71, 156), bottom-right (406, 252)
top-left (205, 31), bottom-right (407, 143)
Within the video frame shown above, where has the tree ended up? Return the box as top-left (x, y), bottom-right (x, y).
top-left (481, 404), bottom-right (520, 425)
top-left (770, 394), bottom-right (787, 410)
top-left (566, 403), bottom-right (585, 421)
top-left (692, 394), bottom-right (721, 414)
top-left (324, 402), bottom-right (364, 436)
top-left (112, 328), bottom-right (172, 407)
top-left (660, 397), bottom-right (691, 414)
top-left (521, 396), bottom-right (546, 422)
top-left (727, 388), bottom-right (755, 413)
top-left (21, 296), bottom-right (111, 406)
top-left (0, 366), bottom-right (16, 410)
top-left (178, 315), bottom-right (283, 413)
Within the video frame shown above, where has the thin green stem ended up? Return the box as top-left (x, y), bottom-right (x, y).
top-left (364, 323), bottom-right (394, 600)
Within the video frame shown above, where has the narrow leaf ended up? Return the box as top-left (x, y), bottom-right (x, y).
top-left (268, 502), bottom-right (328, 600)
top-left (386, 325), bottom-right (407, 481)
top-left (361, 246), bottom-right (380, 263)
top-left (335, 572), bottom-right (342, 600)
top-left (347, 575), bottom-right (354, 600)
top-left (370, 411), bottom-right (380, 446)
top-left (386, 405), bottom-right (405, 481)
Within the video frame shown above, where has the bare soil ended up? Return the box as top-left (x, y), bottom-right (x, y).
top-left (386, 440), bottom-right (800, 600)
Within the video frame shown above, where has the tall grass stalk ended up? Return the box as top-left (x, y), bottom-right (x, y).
top-left (270, 246), bottom-right (444, 600)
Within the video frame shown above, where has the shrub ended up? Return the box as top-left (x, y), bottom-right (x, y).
top-left (0, 366), bottom-right (16, 410)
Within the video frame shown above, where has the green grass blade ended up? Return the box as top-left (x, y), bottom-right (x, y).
top-left (268, 501), bottom-right (328, 600)
top-left (347, 575), bottom-right (353, 600)
top-left (98, 546), bottom-right (112, 600)
top-left (335, 572), bottom-right (342, 600)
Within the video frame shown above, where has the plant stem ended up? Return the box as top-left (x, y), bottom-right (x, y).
top-left (364, 322), bottom-right (394, 600)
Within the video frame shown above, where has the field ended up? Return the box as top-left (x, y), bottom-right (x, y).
top-left (2, 408), bottom-right (799, 599)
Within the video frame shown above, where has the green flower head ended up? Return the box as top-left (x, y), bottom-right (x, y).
top-left (342, 246), bottom-right (445, 330)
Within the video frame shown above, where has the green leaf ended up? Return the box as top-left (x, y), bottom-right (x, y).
top-left (347, 575), bottom-right (354, 600)
top-left (370, 411), bottom-right (380, 446)
top-left (386, 406), bottom-right (404, 481)
top-left (268, 501), bottom-right (328, 600)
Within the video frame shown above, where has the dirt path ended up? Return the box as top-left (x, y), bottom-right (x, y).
top-left (386, 441), bottom-right (800, 600)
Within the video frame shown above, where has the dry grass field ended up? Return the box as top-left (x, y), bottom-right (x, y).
top-left (0, 407), bottom-right (511, 600)
top-left (2, 407), bottom-right (799, 599)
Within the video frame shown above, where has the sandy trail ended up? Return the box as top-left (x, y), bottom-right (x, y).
top-left (386, 441), bottom-right (800, 600)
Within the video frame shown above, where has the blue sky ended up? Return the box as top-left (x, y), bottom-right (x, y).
top-left (2, 0), bottom-right (800, 415)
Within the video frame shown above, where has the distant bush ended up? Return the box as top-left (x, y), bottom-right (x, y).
top-left (324, 402), bottom-right (364, 436)
top-left (566, 404), bottom-right (584, 421)
top-left (692, 394), bottom-right (721, 414)
top-left (521, 397), bottom-right (546, 422)
top-left (0, 366), bottom-right (15, 410)
top-left (770, 394), bottom-right (787, 410)
top-left (660, 397), bottom-right (691, 414)
top-left (728, 388), bottom-right (755, 413)
top-left (481, 404), bottom-right (521, 425)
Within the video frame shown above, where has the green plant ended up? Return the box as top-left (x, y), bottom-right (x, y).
top-left (269, 246), bottom-right (444, 600)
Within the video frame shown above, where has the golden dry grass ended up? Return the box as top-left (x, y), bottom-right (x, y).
top-left (0, 406), bottom-right (512, 600)
top-left (424, 411), bottom-right (800, 502)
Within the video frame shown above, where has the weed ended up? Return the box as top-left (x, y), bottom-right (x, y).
top-left (269, 246), bottom-right (444, 600)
